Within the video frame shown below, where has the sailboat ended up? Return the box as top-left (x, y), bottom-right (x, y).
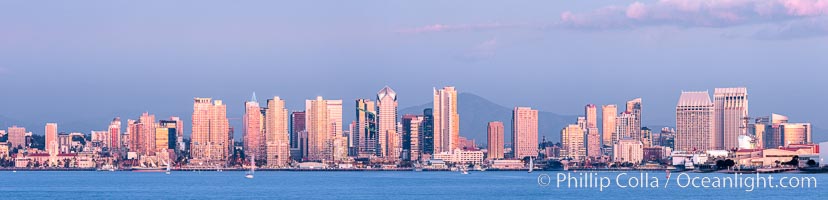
top-left (165, 160), bottom-right (171, 175)
top-left (245, 155), bottom-right (255, 179)
top-left (528, 157), bottom-right (534, 173)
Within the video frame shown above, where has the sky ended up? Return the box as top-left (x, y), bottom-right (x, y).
top-left (1, 0), bottom-right (826, 137)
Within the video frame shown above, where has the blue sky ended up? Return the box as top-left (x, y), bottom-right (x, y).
top-left (1, 0), bottom-right (826, 136)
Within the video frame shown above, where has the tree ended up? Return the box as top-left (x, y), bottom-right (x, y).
top-left (807, 159), bottom-right (817, 167)
top-left (715, 160), bottom-right (726, 169)
top-left (724, 159), bottom-right (735, 168)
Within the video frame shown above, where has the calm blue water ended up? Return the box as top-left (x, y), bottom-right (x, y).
top-left (2, 171), bottom-right (824, 199)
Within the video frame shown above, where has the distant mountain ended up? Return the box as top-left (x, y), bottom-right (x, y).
top-left (813, 126), bottom-right (827, 143)
top-left (399, 93), bottom-right (577, 146)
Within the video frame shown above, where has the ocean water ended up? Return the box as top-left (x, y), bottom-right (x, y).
top-left (2, 171), bottom-right (824, 199)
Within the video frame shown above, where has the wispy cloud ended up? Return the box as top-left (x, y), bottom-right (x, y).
top-left (560, 0), bottom-right (828, 29)
top-left (396, 23), bottom-right (522, 34)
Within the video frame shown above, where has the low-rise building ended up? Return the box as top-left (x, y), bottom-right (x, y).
top-left (489, 159), bottom-right (524, 169)
top-left (432, 149), bottom-right (484, 165)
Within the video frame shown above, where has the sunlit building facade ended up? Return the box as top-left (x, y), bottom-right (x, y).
top-left (433, 86), bottom-right (460, 153)
top-left (512, 107), bottom-right (538, 159)
top-left (675, 91), bottom-right (714, 152)
top-left (714, 87), bottom-right (748, 150)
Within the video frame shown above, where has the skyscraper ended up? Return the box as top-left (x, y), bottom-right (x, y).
top-left (377, 86), bottom-right (398, 158)
top-left (243, 93), bottom-right (264, 161)
top-left (615, 112), bottom-right (635, 142)
top-left (402, 114), bottom-right (424, 161)
top-left (355, 99), bottom-right (378, 157)
top-left (584, 104), bottom-right (601, 159)
top-left (139, 112), bottom-right (157, 156)
top-left (159, 119), bottom-right (178, 151)
top-left (433, 86), bottom-right (460, 153)
top-left (290, 111), bottom-right (305, 149)
top-left (625, 98), bottom-right (642, 139)
top-left (191, 97), bottom-right (230, 164)
top-left (265, 96), bottom-right (290, 167)
top-left (45, 123), bottom-right (58, 155)
top-left (327, 100), bottom-right (345, 161)
top-left (602, 105), bottom-right (617, 147)
top-left (486, 121), bottom-right (504, 160)
top-left (108, 118), bottom-right (122, 153)
top-left (714, 87), bottom-right (748, 150)
top-left (585, 104), bottom-right (598, 129)
top-left (421, 108), bottom-right (434, 156)
top-left (561, 124), bottom-right (585, 160)
top-left (512, 107), bottom-right (538, 159)
top-left (675, 91), bottom-right (714, 152)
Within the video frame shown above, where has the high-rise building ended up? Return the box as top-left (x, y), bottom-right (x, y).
top-left (714, 87), bottom-right (749, 150)
top-left (402, 114), bottom-right (424, 161)
top-left (139, 112), bottom-right (157, 156)
top-left (108, 118), bottom-right (122, 153)
top-left (355, 99), bottom-right (378, 157)
top-left (675, 91), bottom-right (714, 152)
top-left (486, 121), bottom-right (504, 160)
top-left (615, 112), bottom-right (635, 142)
top-left (327, 100), bottom-right (345, 161)
top-left (433, 86), bottom-right (460, 153)
top-left (159, 119), bottom-right (178, 151)
top-left (585, 104), bottom-right (598, 129)
top-left (512, 107), bottom-right (538, 159)
top-left (625, 98), bottom-right (642, 139)
top-left (305, 97), bottom-right (343, 161)
top-left (421, 108), bottom-right (435, 156)
top-left (290, 111), bottom-right (305, 149)
top-left (586, 127), bottom-right (601, 159)
top-left (243, 93), bottom-right (264, 161)
top-left (780, 123), bottom-right (811, 145)
top-left (170, 117), bottom-right (184, 151)
top-left (155, 127), bottom-right (170, 153)
top-left (377, 86), bottom-right (398, 159)
top-left (7, 126), bottom-right (27, 149)
top-left (561, 124), bottom-right (585, 160)
top-left (45, 123), bottom-right (58, 156)
top-left (602, 105), bottom-right (617, 147)
top-left (265, 96), bottom-right (290, 167)
top-left (191, 97), bottom-right (230, 164)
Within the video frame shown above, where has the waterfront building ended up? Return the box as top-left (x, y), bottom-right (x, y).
top-left (290, 111), bottom-right (306, 161)
top-left (159, 119), bottom-right (179, 151)
top-left (305, 96), bottom-right (343, 162)
top-left (714, 87), bottom-right (749, 150)
top-left (7, 126), bottom-right (27, 149)
top-left (377, 86), bottom-right (398, 159)
top-left (154, 127), bottom-right (170, 153)
top-left (327, 99), bottom-right (344, 161)
top-left (432, 149), bottom-right (484, 165)
top-left (561, 124), bottom-right (585, 160)
top-left (355, 99), bottom-right (378, 157)
top-left (402, 114), bottom-right (424, 161)
top-left (487, 121), bottom-right (504, 160)
top-left (586, 127), bottom-right (601, 159)
top-left (780, 123), bottom-right (811, 146)
top-left (512, 107), bottom-right (538, 159)
top-left (675, 91), bottom-right (714, 152)
top-left (191, 97), bottom-right (230, 164)
top-left (613, 138), bottom-right (644, 164)
top-left (602, 104), bottom-right (617, 147)
top-left (433, 86), bottom-right (460, 153)
top-left (265, 96), bottom-right (290, 167)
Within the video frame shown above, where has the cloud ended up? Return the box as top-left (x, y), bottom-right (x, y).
top-left (560, 0), bottom-right (828, 29)
top-left (753, 17), bottom-right (828, 39)
top-left (396, 23), bottom-right (520, 34)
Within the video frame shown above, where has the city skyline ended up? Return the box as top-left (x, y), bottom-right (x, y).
top-left (2, 1), bottom-right (827, 139)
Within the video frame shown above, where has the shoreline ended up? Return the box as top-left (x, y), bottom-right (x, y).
top-left (2, 168), bottom-right (824, 174)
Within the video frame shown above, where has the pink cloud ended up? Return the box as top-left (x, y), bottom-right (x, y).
top-left (560, 0), bottom-right (828, 29)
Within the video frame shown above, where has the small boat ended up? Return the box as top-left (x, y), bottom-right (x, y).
top-left (165, 162), bottom-right (171, 175)
top-left (245, 155), bottom-right (255, 179)
top-left (528, 157), bottom-right (534, 173)
top-left (461, 167), bottom-right (470, 175)
top-left (12, 170), bottom-right (16, 173)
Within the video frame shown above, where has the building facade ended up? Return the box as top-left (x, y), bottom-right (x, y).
top-left (487, 121), bottom-right (504, 160)
top-left (561, 124), bottom-right (585, 160)
top-left (714, 87), bottom-right (749, 150)
top-left (377, 86), bottom-right (398, 159)
top-left (512, 107), bottom-right (538, 159)
top-left (191, 98), bottom-right (230, 164)
top-left (433, 86), bottom-right (459, 153)
top-left (675, 91), bottom-right (714, 152)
